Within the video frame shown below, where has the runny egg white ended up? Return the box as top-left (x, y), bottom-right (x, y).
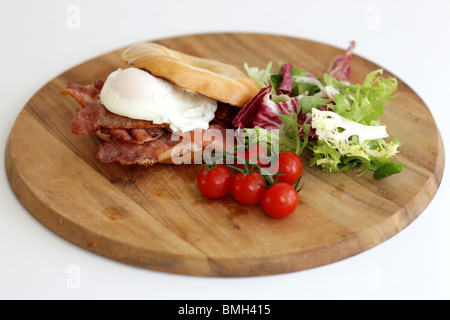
top-left (100, 67), bottom-right (217, 133)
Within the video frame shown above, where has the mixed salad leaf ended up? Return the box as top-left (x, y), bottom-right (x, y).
top-left (232, 42), bottom-right (403, 180)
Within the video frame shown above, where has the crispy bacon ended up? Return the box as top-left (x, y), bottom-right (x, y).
top-left (101, 127), bottom-right (166, 144)
top-left (96, 131), bottom-right (180, 166)
top-left (96, 123), bottom-right (232, 166)
top-left (61, 80), bottom-right (104, 108)
top-left (70, 101), bottom-right (160, 135)
top-left (62, 80), bottom-right (236, 166)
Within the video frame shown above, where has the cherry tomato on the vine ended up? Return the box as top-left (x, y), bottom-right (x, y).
top-left (231, 171), bottom-right (267, 206)
top-left (235, 144), bottom-right (270, 171)
top-left (261, 182), bottom-right (298, 219)
top-left (275, 151), bottom-right (303, 185)
top-left (197, 165), bottom-right (232, 199)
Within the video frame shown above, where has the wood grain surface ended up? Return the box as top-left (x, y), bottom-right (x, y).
top-left (5, 33), bottom-right (445, 277)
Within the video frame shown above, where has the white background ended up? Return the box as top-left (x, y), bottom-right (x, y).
top-left (1, 0), bottom-right (449, 300)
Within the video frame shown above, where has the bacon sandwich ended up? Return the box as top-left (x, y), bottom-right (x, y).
top-left (61, 42), bottom-right (259, 166)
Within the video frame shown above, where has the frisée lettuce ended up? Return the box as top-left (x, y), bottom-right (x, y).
top-left (233, 42), bottom-right (403, 180)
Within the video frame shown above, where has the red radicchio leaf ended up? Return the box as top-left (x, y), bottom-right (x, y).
top-left (327, 41), bottom-right (356, 82)
top-left (232, 85), bottom-right (301, 130)
top-left (232, 86), bottom-right (272, 128)
top-left (277, 62), bottom-right (294, 95)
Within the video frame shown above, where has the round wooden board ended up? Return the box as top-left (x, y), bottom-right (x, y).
top-left (5, 33), bottom-right (445, 277)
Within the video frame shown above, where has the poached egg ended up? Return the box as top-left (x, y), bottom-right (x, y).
top-left (100, 67), bottom-right (218, 133)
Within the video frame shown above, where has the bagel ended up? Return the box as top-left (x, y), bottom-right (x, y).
top-left (121, 42), bottom-right (259, 107)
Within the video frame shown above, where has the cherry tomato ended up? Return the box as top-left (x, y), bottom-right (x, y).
top-left (275, 151), bottom-right (303, 185)
top-left (235, 144), bottom-right (270, 171)
top-left (262, 182), bottom-right (298, 219)
top-left (197, 165), bottom-right (232, 199)
top-left (231, 171), bottom-right (267, 205)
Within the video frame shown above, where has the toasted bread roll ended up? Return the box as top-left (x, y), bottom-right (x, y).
top-left (121, 42), bottom-right (259, 107)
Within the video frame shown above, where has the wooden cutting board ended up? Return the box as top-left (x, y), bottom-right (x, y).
top-left (5, 33), bottom-right (444, 277)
